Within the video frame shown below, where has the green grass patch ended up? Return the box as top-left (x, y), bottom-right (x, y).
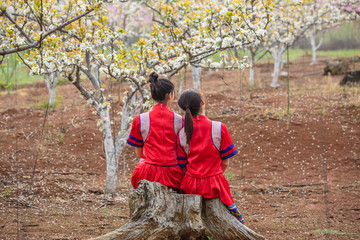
top-left (316, 49), bottom-right (360, 59)
top-left (2, 187), bottom-right (12, 198)
top-left (206, 47), bottom-right (360, 65)
top-left (224, 171), bottom-right (236, 181)
top-left (313, 228), bottom-right (360, 236)
top-left (258, 48), bottom-right (360, 63)
top-left (263, 107), bottom-right (295, 118)
top-left (211, 48), bottom-right (359, 64)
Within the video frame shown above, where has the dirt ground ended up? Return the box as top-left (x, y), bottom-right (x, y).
top-left (0, 55), bottom-right (359, 240)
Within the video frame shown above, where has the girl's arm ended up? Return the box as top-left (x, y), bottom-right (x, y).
top-left (127, 115), bottom-right (145, 160)
top-left (219, 123), bottom-right (237, 173)
top-left (135, 147), bottom-right (144, 158)
top-left (221, 159), bottom-right (229, 173)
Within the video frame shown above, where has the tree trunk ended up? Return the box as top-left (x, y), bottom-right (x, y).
top-left (102, 87), bottom-right (140, 196)
top-left (44, 72), bottom-right (58, 106)
top-left (94, 180), bottom-right (265, 240)
top-left (99, 108), bottom-right (119, 196)
top-left (270, 46), bottom-right (285, 88)
top-left (191, 65), bottom-right (202, 90)
top-left (309, 32), bottom-right (323, 65)
top-left (178, 69), bottom-right (184, 95)
top-left (249, 51), bottom-right (255, 87)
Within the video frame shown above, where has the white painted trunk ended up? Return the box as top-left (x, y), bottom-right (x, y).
top-left (178, 73), bottom-right (183, 95)
top-left (310, 34), bottom-right (317, 65)
top-left (249, 52), bottom-right (255, 86)
top-left (48, 86), bottom-right (56, 106)
top-left (44, 72), bottom-right (58, 106)
top-left (180, 66), bottom-right (187, 95)
top-left (270, 60), bottom-right (281, 88)
top-left (115, 92), bottom-right (140, 176)
top-left (279, 53), bottom-right (285, 71)
top-left (309, 33), bottom-right (323, 65)
top-left (270, 46), bottom-right (285, 88)
top-left (99, 108), bottom-right (119, 196)
top-left (249, 65), bottom-right (255, 87)
top-left (90, 65), bottom-right (120, 196)
top-left (191, 65), bottom-right (202, 90)
top-left (97, 71), bottom-right (137, 196)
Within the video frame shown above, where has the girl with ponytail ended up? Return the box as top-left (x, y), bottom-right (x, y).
top-left (127, 72), bottom-right (184, 190)
top-left (177, 89), bottom-right (245, 224)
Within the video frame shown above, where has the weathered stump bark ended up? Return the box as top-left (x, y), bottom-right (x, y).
top-left (93, 180), bottom-right (265, 240)
top-left (339, 70), bottom-right (360, 86)
top-left (323, 60), bottom-right (349, 76)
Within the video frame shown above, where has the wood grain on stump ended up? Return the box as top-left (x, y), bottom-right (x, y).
top-left (323, 60), bottom-right (349, 76)
top-left (94, 180), bottom-right (265, 240)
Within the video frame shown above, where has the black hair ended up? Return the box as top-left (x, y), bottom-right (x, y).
top-left (177, 89), bottom-right (202, 144)
top-left (148, 72), bottom-right (174, 102)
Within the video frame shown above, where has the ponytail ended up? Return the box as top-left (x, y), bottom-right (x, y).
top-left (184, 107), bottom-right (193, 144)
top-left (178, 89), bottom-right (203, 144)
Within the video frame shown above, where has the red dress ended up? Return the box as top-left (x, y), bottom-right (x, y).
top-left (177, 115), bottom-right (237, 206)
top-left (127, 104), bottom-right (184, 189)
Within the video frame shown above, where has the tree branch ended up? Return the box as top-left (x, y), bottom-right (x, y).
top-left (3, 11), bottom-right (34, 44)
top-left (67, 66), bottom-right (100, 111)
top-left (0, 8), bottom-right (94, 56)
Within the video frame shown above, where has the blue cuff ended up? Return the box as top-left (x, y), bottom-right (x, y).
top-left (220, 144), bottom-right (234, 154)
top-left (129, 134), bottom-right (143, 143)
top-left (127, 140), bottom-right (143, 147)
top-left (221, 149), bottom-right (237, 160)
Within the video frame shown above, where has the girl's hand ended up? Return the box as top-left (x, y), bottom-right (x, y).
top-left (221, 159), bottom-right (229, 172)
top-left (134, 147), bottom-right (146, 159)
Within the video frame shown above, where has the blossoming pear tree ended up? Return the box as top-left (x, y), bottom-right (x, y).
top-left (141, 0), bottom-right (274, 90)
top-left (0, 0), bottom-right (97, 58)
top-left (266, 0), bottom-right (358, 88)
top-left (243, 0), bottom-right (274, 86)
top-left (0, 0), bottom-right (100, 104)
top-left (306, 1), bottom-right (360, 65)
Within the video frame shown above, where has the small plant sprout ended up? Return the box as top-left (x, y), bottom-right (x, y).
top-left (2, 187), bottom-right (12, 198)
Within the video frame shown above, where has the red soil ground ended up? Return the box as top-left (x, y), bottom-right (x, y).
top-left (0, 55), bottom-right (359, 239)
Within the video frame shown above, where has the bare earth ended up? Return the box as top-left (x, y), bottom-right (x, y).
top-left (0, 55), bottom-right (359, 240)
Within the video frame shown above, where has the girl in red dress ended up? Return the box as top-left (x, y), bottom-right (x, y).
top-left (127, 72), bottom-right (184, 190)
top-left (177, 89), bottom-right (245, 224)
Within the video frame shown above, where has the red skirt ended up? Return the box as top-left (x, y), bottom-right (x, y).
top-left (131, 161), bottom-right (184, 190)
top-left (180, 173), bottom-right (234, 206)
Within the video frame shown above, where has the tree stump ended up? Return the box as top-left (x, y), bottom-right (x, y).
top-left (323, 60), bottom-right (350, 76)
top-left (93, 180), bottom-right (265, 240)
top-left (339, 70), bottom-right (360, 86)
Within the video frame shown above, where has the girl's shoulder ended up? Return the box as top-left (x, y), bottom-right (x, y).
top-left (173, 111), bottom-right (182, 118)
